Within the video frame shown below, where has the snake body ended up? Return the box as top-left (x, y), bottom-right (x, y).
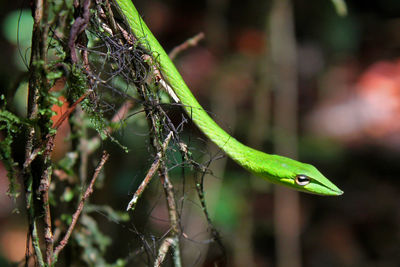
top-left (115, 0), bottom-right (343, 196)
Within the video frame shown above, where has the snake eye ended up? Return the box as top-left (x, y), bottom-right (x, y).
top-left (295, 174), bottom-right (310, 186)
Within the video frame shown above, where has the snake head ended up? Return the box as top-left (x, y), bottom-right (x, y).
top-left (255, 154), bottom-right (344, 196)
top-left (280, 165), bottom-right (343, 196)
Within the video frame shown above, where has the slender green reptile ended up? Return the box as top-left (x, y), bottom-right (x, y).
top-left (114, 0), bottom-right (343, 196)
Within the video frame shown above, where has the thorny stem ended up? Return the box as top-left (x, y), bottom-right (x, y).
top-left (52, 151), bottom-right (110, 262)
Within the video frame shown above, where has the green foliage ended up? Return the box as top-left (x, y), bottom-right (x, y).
top-left (74, 214), bottom-right (112, 266)
top-left (58, 152), bottom-right (79, 175)
top-left (67, 65), bottom-right (110, 139)
top-left (65, 64), bottom-right (130, 153)
top-left (330, 0), bottom-right (347, 16)
top-left (61, 187), bottom-right (75, 202)
top-left (61, 213), bottom-right (73, 226)
top-left (0, 96), bottom-right (25, 201)
top-left (67, 65), bottom-right (88, 100)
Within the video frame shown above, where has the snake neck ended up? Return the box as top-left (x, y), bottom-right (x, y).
top-left (175, 90), bottom-right (250, 166)
top-left (161, 55), bottom-right (251, 167)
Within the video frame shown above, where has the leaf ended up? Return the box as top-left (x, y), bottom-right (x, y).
top-left (331, 0), bottom-right (347, 16)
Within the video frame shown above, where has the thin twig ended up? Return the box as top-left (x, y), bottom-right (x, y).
top-left (52, 151), bottom-right (110, 261)
top-left (194, 164), bottom-right (227, 261)
top-left (156, 134), bottom-right (181, 266)
top-left (158, 166), bottom-right (182, 267)
top-left (126, 131), bottom-right (173, 211)
top-left (52, 89), bottom-right (92, 130)
top-left (159, 168), bottom-right (179, 236)
top-left (127, 157), bottom-right (160, 211)
top-left (178, 141), bottom-right (227, 262)
top-left (154, 237), bottom-right (174, 267)
top-left (168, 32), bottom-right (205, 60)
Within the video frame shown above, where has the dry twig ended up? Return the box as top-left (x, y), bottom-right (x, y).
top-left (168, 32), bottom-right (205, 60)
top-left (126, 131), bottom-right (173, 211)
top-left (154, 237), bottom-right (174, 267)
top-left (52, 151), bottom-right (110, 261)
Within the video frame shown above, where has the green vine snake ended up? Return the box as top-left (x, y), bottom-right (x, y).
top-left (114, 0), bottom-right (343, 196)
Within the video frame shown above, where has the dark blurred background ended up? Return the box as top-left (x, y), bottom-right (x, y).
top-left (1, 0), bottom-right (400, 266)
